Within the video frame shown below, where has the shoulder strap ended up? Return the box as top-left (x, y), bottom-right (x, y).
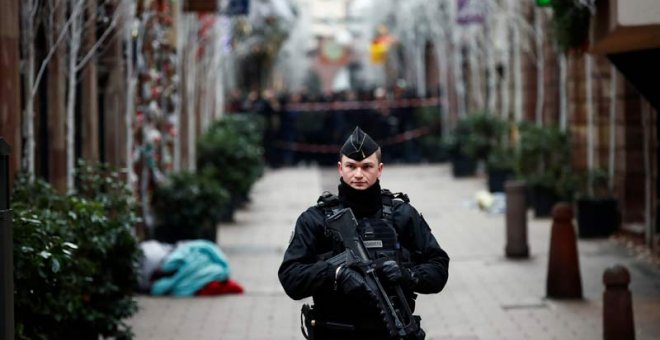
top-left (316, 191), bottom-right (342, 218)
top-left (393, 192), bottom-right (410, 203)
top-left (380, 189), bottom-right (394, 220)
top-left (380, 189), bottom-right (410, 221)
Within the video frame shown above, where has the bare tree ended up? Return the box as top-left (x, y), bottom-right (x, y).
top-left (65, 0), bottom-right (84, 192)
top-left (20, 0), bottom-right (40, 177)
top-left (534, 7), bottom-right (545, 126)
top-left (608, 65), bottom-right (617, 191)
top-left (124, 0), bottom-right (137, 189)
top-left (585, 55), bottom-right (595, 195)
top-left (64, 0), bottom-right (125, 191)
top-left (21, 0), bottom-right (124, 188)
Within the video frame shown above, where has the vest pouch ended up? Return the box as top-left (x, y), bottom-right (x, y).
top-left (359, 218), bottom-right (399, 260)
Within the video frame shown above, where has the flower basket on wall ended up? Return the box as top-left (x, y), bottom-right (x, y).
top-left (551, 0), bottom-right (593, 53)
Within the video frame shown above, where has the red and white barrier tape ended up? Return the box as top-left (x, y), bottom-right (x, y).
top-left (284, 97), bottom-right (443, 112)
top-left (273, 125), bottom-right (438, 153)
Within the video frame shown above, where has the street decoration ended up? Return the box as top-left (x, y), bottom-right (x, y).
top-left (370, 24), bottom-right (395, 64)
top-left (457, 0), bottom-right (487, 25)
top-left (320, 38), bottom-right (350, 65)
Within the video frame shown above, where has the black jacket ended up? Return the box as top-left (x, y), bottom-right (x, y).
top-left (278, 189), bottom-right (449, 333)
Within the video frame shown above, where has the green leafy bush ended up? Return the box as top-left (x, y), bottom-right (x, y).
top-left (487, 144), bottom-right (516, 171)
top-left (575, 167), bottom-right (612, 199)
top-left (12, 161), bottom-right (140, 339)
top-left (516, 122), bottom-right (576, 200)
top-left (197, 113), bottom-right (265, 209)
top-left (446, 113), bottom-right (507, 161)
top-left (551, 0), bottom-right (592, 52)
top-left (152, 170), bottom-right (230, 243)
top-left (413, 105), bottom-right (447, 162)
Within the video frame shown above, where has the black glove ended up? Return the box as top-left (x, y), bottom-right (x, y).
top-left (380, 260), bottom-right (418, 288)
top-left (335, 265), bottom-right (369, 297)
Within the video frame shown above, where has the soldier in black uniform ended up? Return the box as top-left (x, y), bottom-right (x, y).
top-left (278, 127), bottom-right (449, 340)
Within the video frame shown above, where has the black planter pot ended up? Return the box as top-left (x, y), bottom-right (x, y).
top-left (531, 185), bottom-right (559, 218)
top-left (451, 154), bottom-right (477, 178)
top-left (487, 168), bottom-right (513, 193)
top-left (576, 198), bottom-right (620, 238)
top-left (219, 204), bottom-right (236, 223)
top-left (198, 222), bottom-right (218, 243)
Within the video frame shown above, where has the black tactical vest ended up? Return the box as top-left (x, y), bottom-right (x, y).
top-left (317, 189), bottom-right (410, 262)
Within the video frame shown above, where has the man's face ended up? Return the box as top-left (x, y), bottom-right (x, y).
top-left (338, 153), bottom-right (383, 190)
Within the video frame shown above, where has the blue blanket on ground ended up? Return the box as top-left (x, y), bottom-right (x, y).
top-left (151, 240), bottom-right (231, 296)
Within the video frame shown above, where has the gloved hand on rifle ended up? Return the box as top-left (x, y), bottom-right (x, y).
top-left (379, 260), bottom-right (419, 289)
top-left (334, 265), bottom-right (368, 296)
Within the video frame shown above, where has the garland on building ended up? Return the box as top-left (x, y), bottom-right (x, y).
top-left (133, 0), bottom-right (179, 230)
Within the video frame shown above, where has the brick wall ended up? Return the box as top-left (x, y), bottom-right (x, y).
top-left (567, 51), bottom-right (655, 229)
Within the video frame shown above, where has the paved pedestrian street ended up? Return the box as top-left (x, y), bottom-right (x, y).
top-left (126, 164), bottom-right (660, 340)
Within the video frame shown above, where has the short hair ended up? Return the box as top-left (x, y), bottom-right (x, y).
top-left (339, 147), bottom-right (382, 163)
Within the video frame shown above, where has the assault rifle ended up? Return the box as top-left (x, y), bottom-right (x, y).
top-left (325, 208), bottom-right (425, 339)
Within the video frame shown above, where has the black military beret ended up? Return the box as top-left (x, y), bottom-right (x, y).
top-left (340, 127), bottom-right (379, 161)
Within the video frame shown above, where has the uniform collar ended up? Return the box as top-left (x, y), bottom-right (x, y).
top-left (338, 179), bottom-right (382, 218)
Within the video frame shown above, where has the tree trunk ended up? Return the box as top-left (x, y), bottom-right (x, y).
top-left (641, 100), bottom-right (653, 248)
top-left (103, 5), bottom-right (127, 169)
top-left (186, 16), bottom-right (198, 172)
top-left (485, 11), bottom-right (496, 115)
top-left (586, 55), bottom-right (594, 195)
top-left (608, 65), bottom-right (617, 191)
top-left (416, 41), bottom-right (426, 98)
top-left (173, 1), bottom-right (183, 171)
top-left (454, 32), bottom-right (466, 119)
top-left (448, 1), bottom-right (465, 119)
top-left (534, 8), bottom-right (545, 126)
top-left (124, 0), bottom-right (136, 187)
top-left (20, 0), bottom-right (36, 177)
top-left (436, 40), bottom-right (450, 135)
top-left (81, 0), bottom-right (99, 162)
top-left (48, 1), bottom-right (67, 193)
top-left (66, 2), bottom-right (83, 192)
top-left (467, 34), bottom-right (483, 112)
top-left (511, 0), bottom-right (523, 122)
top-left (559, 52), bottom-right (568, 131)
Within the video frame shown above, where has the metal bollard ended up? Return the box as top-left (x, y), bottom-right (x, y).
top-left (0, 138), bottom-right (14, 340)
top-left (546, 202), bottom-right (582, 299)
top-left (603, 265), bottom-right (635, 340)
top-left (505, 180), bottom-right (529, 258)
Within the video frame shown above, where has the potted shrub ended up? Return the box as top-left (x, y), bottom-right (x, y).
top-left (575, 168), bottom-right (620, 238)
top-left (486, 144), bottom-right (515, 193)
top-left (414, 106), bottom-right (447, 163)
top-left (197, 113), bottom-right (265, 220)
top-left (12, 162), bottom-right (140, 339)
top-left (446, 113), bottom-right (504, 177)
top-left (516, 123), bottom-right (575, 217)
top-left (152, 170), bottom-right (230, 243)
top-left (462, 112), bottom-right (506, 162)
top-left (444, 129), bottom-right (477, 177)
top-left (477, 115), bottom-right (513, 193)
